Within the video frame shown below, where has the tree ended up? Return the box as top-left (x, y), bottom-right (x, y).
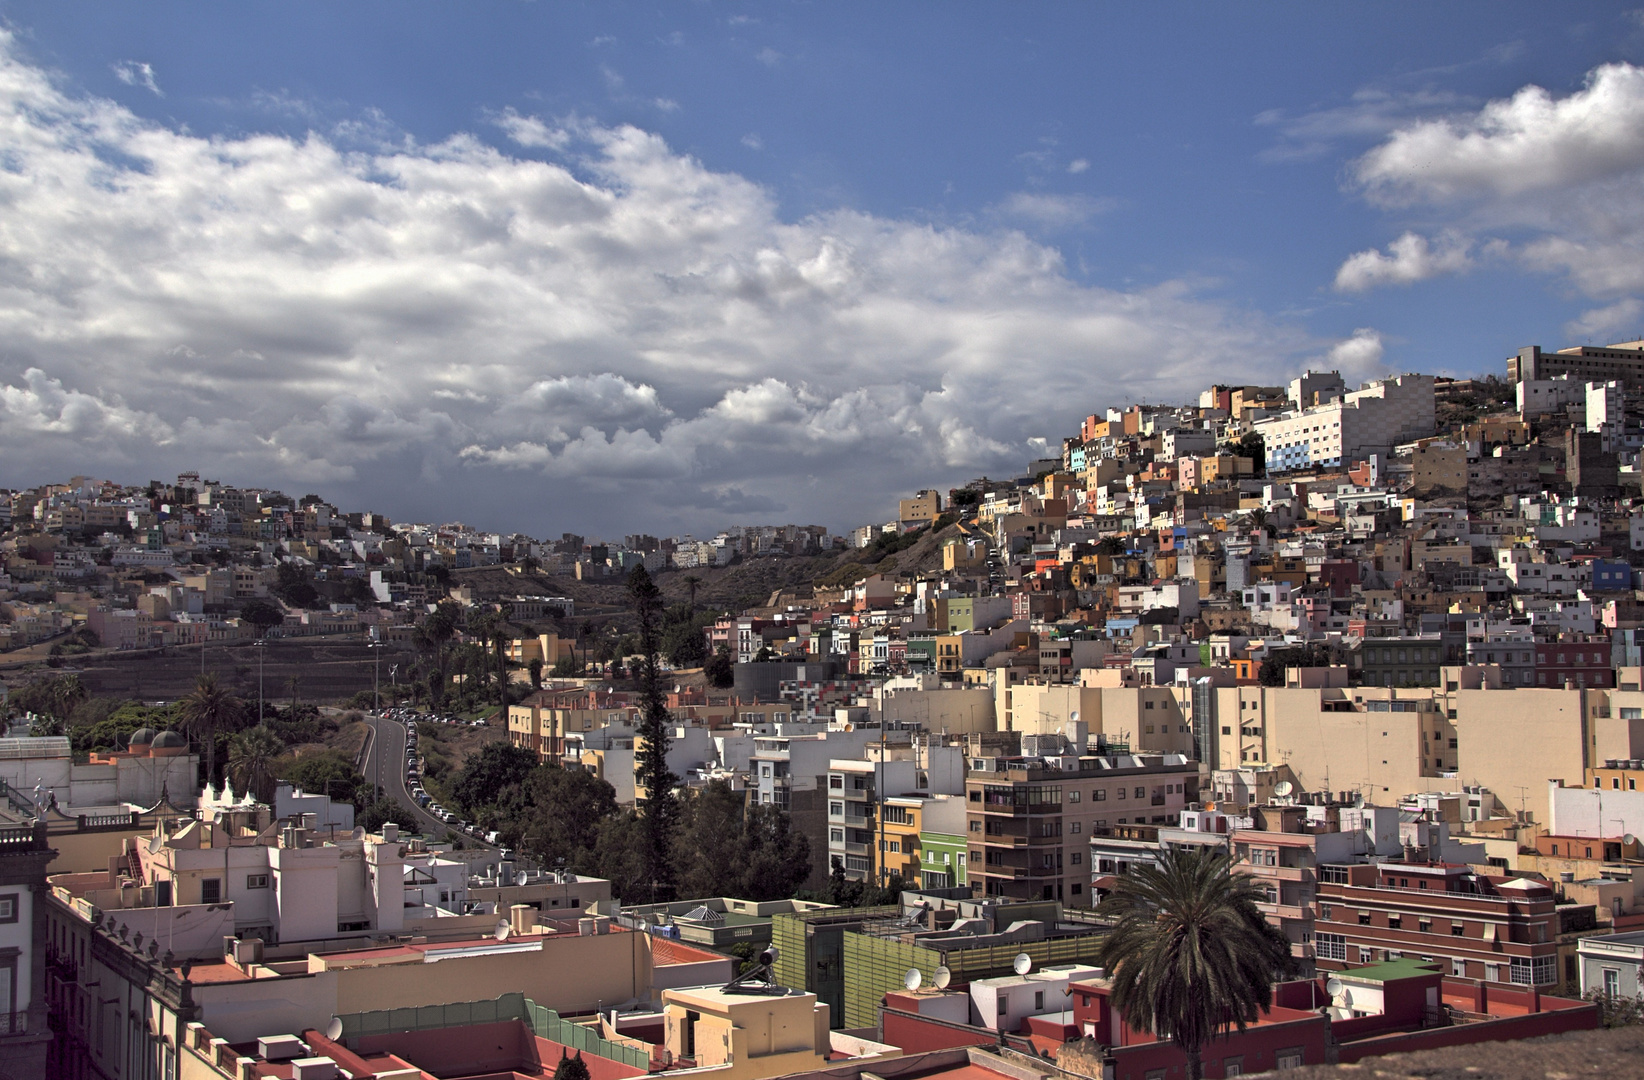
top-left (1229, 432), bottom-right (1266, 477)
top-left (240, 598), bottom-right (285, 635)
top-left (628, 565), bottom-right (680, 900)
top-left (557, 1048), bottom-right (591, 1080)
top-left (673, 781), bottom-right (748, 899)
top-left (359, 798), bottom-right (419, 833)
top-left (450, 741), bottom-right (539, 814)
top-left (278, 750), bottom-right (367, 808)
top-left (1257, 644), bottom-right (1334, 687)
top-left (527, 657), bottom-right (544, 689)
top-left (740, 801), bottom-right (812, 901)
top-left (704, 645), bottom-right (734, 689)
top-left (176, 673), bottom-right (245, 791)
top-left (227, 725), bottom-right (284, 802)
top-left (1096, 846), bottom-right (1293, 1080)
top-left (513, 764), bottom-right (620, 870)
top-left (273, 562), bottom-right (319, 609)
top-left (682, 575), bottom-right (703, 610)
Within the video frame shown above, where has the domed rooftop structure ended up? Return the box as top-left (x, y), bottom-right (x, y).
top-left (151, 731), bottom-right (187, 750)
top-left (128, 727), bottom-right (159, 747)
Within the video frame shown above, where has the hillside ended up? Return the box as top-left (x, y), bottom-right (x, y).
top-left (448, 520), bottom-right (968, 628)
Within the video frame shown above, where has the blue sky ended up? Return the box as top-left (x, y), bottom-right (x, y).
top-left (3, 3), bottom-right (1644, 537)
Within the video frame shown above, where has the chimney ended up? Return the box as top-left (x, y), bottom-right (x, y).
top-left (381, 822), bottom-right (399, 843)
top-left (510, 904), bottom-right (534, 937)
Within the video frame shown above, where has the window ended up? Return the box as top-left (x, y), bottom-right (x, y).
top-left (831, 829), bottom-right (844, 843)
top-left (200, 879), bottom-right (222, 905)
top-left (1359, 947), bottom-right (1375, 964)
top-left (1316, 933), bottom-right (1347, 961)
top-left (1451, 921), bottom-right (1465, 936)
top-left (1275, 1047), bottom-right (1304, 1071)
top-left (1604, 968), bottom-right (1620, 997)
top-left (1069, 790), bottom-right (1081, 803)
top-left (1358, 910), bottom-right (1372, 925)
top-left (1134, 786), bottom-right (1145, 798)
top-left (1071, 852), bottom-right (1081, 864)
top-left (1117, 788), bottom-right (1126, 800)
top-left (1095, 789), bottom-right (1106, 801)
top-left (1453, 958), bottom-right (1466, 977)
top-left (1223, 1057), bottom-right (1244, 1077)
top-left (246, 874), bottom-right (270, 890)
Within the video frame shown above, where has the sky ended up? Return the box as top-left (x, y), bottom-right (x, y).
top-left (4, 4), bottom-right (1644, 539)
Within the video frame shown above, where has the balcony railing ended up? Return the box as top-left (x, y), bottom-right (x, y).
top-left (0, 1012), bottom-right (27, 1035)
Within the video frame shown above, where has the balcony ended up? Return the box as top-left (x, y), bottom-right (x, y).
top-left (1258, 902), bottom-right (1311, 922)
top-left (1290, 942), bottom-right (1316, 959)
top-left (841, 842), bottom-right (869, 855)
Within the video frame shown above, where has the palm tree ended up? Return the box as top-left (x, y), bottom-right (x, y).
top-left (1096, 845), bottom-right (1293, 1080)
top-left (682, 574), bottom-right (703, 610)
top-left (227, 725), bottom-right (284, 803)
top-left (176, 673), bottom-right (245, 792)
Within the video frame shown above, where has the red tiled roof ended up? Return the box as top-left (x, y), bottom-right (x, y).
top-left (651, 937), bottom-right (728, 966)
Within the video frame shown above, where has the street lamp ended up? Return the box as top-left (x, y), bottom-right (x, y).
top-left (253, 639), bottom-right (268, 724)
top-left (367, 639), bottom-right (387, 802)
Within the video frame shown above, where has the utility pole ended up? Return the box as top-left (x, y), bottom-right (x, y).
top-left (255, 639), bottom-right (266, 724)
top-left (878, 706), bottom-right (887, 891)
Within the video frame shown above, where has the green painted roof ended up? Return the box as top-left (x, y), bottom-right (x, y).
top-left (1338, 958), bottom-right (1444, 984)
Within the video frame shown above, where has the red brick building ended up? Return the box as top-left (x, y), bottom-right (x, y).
top-left (1315, 862), bottom-right (1560, 986)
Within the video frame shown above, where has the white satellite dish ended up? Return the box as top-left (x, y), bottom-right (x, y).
top-left (1013, 952), bottom-right (1032, 976)
top-left (1625, 834), bottom-right (1638, 848)
top-left (325, 1017), bottom-right (344, 1041)
top-left (516, 871), bottom-right (529, 887)
top-left (495, 920), bottom-right (511, 942)
top-left (1324, 977), bottom-right (1343, 997)
top-left (933, 965), bottom-right (952, 990)
top-left (1274, 780), bottom-right (1294, 797)
top-left (904, 968), bottom-right (923, 991)
top-left (1069, 711), bottom-right (1080, 724)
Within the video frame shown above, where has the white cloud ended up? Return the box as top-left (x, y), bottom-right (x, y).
top-left (756, 47), bottom-right (782, 67)
top-left (1324, 328), bottom-right (1387, 381)
top-left (1339, 62), bottom-right (1644, 304)
top-left (111, 60), bottom-right (161, 96)
top-left (1352, 64), bottom-right (1644, 204)
top-left (1565, 297), bottom-right (1644, 340)
top-left (994, 192), bottom-right (1115, 228)
top-left (653, 97), bottom-right (680, 113)
top-left (493, 108), bottom-right (569, 150)
top-left (1334, 231), bottom-right (1475, 292)
top-left (0, 30), bottom-right (1324, 535)
top-left (741, 133), bottom-right (762, 150)
top-left (1067, 158), bottom-right (1089, 174)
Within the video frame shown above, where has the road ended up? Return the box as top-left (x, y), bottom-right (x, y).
top-left (361, 712), bottom-right (499, 848)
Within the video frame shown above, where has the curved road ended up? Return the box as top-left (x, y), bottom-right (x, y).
top-left (361, 713), bottom-right (500, 849)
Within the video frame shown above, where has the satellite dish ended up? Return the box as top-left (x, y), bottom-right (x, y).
top-left (1013, 952), bottom-right (1032, 976)
top-left (934, 965), bottom-right (952, 989)
top-left (1069, 711), bottom-right (1080, 724)
top-left (516, 871), bottom-right (529, 886)
top-left (1626, 834), bottom-right (1638, 848)
top-left (904, 968), bottom-right (923, 991)
top-left (1324, 977), bottom-right (1343, 997)
top-left (325, 1017), bottom-right (344, 1041)
top-left (495, 920), bottom-right (511, 942)
top-left (1274, 781), bottom-right (1294, 797)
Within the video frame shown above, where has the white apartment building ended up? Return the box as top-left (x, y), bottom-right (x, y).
top-left (1255, 374), bottom-right (1435, 473)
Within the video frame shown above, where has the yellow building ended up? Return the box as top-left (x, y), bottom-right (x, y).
top-left (898, 489), bottom-right (942, 529)
top-left (662, 984), bottom-right (831, 1080)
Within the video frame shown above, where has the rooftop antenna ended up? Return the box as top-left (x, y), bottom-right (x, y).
top-left (1013, 952), bottom-right (1033, 976)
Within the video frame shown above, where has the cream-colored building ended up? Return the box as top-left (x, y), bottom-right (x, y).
top-left (662, 984), bottom-right (831, 1079)
top-left (999, 679), bottom-right (1194, 755)
top-left (1192, 672), bottom-right (1644, 826)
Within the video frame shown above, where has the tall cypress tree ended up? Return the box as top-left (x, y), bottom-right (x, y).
top-left (628, 565), bottom-right (680, 900)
